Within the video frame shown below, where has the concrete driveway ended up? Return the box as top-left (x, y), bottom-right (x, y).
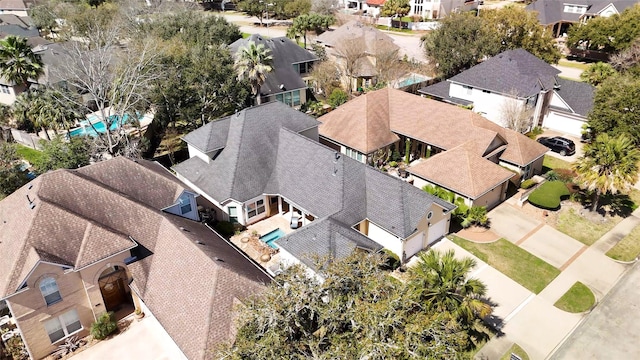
top-left (488, 204), bottom-right (541, 243)
top-left (519, 225), bottom-right (585, 269)
top-left (70, 314), bottom-right (186, 360)
top-left (550, 261), bottom-right (640, 359)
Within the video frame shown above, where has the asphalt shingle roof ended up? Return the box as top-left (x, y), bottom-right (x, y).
top-left (229, 34), bottom-right (318, 97)
top-left (526, 0), bottom-right (639, 26)
top-left (445, 49), bottom-right (560, 98)
top-left (0, 157), bottom-right (270, 360)
top-left (552, 78), bottom-right (595, 116)
top-left (417, 80), bottom-right (473, 106)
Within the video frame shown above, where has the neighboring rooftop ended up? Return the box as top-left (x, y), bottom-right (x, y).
top-left (424, 49), bottom-right (560, 98)
top-left (315, 20), bottom-right (398, 55)
top-left (0, 157), bottom-right (270, 359)
top-left (552, 78), bottom-right (595, 116)
top-left (0, 0), bottom-right (27, 10)
top-left (526, 0), bottom-right (639, 25)
top-left (0, 14), bottom-right (37, 39)
top-left (229, 34), bottom-right (318, 97)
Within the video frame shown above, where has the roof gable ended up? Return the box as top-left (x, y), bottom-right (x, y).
top-left (553, 78), bottom-right (595, 116)
top-left (448, 49), bottom-right (560, 97)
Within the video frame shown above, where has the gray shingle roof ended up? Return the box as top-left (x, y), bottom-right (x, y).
top-left (274, 217), bottom-right (383, 269)
top-left (553, 78), bottom-right (595, 116)
top-left (447, 49), bottom-right (560, 98)
top-left (175, 105), bottom-right (455, 240)
top-left (526, 1), bottom-right (639, 26)
top-left (174, 101), bottom-right (321, 203)
top-left (418, 80), bottom-right (474, 106)
top-left (229, 34), bottom-right (318, 97)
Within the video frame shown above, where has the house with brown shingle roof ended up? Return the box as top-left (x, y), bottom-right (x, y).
top-left (0, 157), bottom-right (270, 359)
top-left (318, 87), bottom-right (548, 209)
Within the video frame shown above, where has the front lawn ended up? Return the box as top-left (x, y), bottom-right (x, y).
top-left (450, 236), bottom-right (560, 294)
top-left (542, 155), bottom-right (572, 172)
top-left (558, 59), bottom-right (591, 71)
top-left (606, 224), bottom-right (640, 262)
top-left (375, 25), bottom-right (413, 34)
top-left (500, 343), bottom-right (530, 360)
top-left (528, 180), bottom-right (570, 209)
top-left (554, 281), bottom-right (595, 313)
top-left (556, 208), bottom-right (621, 245)
top-left (16, 144), bottom-right (43, 165)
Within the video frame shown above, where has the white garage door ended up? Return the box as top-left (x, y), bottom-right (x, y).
top-left (427, 219), bottom-right (448, 245)
top-left (544, 111), bottom-right (585, 137)
top-left (404, 232), bottom-right (424, 259)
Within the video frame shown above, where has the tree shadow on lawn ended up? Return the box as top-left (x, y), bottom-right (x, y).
top-left (572, 190), bottom-right (636, 218)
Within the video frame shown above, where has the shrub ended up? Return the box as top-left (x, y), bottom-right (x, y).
top-left (327, 88), bottom-right (348, 108)
top-left (521, 179), bottom-right (537, 189)
top-left (380, 249), bottom-right (401, 270)
top-left (389, 161), bottom-right (398, 168)
top-left (555, 168), bottom-right (577, 182)
top-left (214, 221), bottom-right (235, 237)
top-left (545, 170), bottom-right (559, 181)
top-left (526, 126), bottom-right (544, 139)
top-left (90, 312), bottom-right (117, 340)
top-left (391, 149), bottom-right (401, 161)
top-left (528, 180), bottom-right (571, 209)
top-left (461, 206), bottom-right (488, 228)
top-left (4, 336), bottom-right (28, 360)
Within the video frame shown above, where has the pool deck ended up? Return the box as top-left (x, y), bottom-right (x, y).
top-left (230, 213), bottom-right (297, 274)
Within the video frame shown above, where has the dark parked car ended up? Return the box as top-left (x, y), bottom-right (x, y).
top-left (537, 136), bottom-right (576, 156)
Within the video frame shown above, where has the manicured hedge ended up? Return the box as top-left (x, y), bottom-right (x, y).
top-left (521, 179), bottom-right (537, 189)
top-left (528, 181), bottom-right (570, 209)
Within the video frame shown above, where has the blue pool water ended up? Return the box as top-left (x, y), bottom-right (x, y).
top-left (397, 75), bottom-right (428, 87)
top-left (69, 114), bottom-right (134, 137)
top-left (260, 229), bottom-right (285, 249)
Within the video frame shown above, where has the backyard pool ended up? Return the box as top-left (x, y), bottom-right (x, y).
top-left (260, 228), bottom-right (285, 249)
top-left (69, 114), bottom-right (135, 137)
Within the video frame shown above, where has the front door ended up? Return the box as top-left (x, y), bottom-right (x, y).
top-left (99, 269), bottom-right (128, 312)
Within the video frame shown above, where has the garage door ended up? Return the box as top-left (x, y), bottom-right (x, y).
top-left (543, 111), bottom-right (585, 137)
top-left (427, 219), bottom-right (448, 245)
top-left (404, 232), bottom-right (424, 259)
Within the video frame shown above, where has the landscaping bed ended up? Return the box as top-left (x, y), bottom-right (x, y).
top-left (554, 281), bottom-right (595, 313)
top-left (606, 224), bottom-right (640, 262)
top-left (449, 236), bottom-right (560, 294)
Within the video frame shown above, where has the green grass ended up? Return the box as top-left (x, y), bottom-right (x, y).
top-left (606, 224), bottom-right (640, 261)
top-left (542, 155), bottom-right (572, 172)
top-left (500, 343), bottom-right (530, 360)
top-left (558, 59), bottom-right (591, 71)
top-left (450, 236), bottom-right (560, 294)
top-left (16, 144), bottom-right (43, 165)
top-left (554, 281), bottom-right (595, 313)
top-left (241, 32), bottom-right (251, 39)
top-left (375, 25), bottom-right (414, 34)
top-left (556, 208), bottom-right (621, 245)
top-left (528, 181), bottom-right (570, 209)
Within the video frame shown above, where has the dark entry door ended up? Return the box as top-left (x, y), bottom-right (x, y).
top-left (99, 270), bottom-right (127, 312)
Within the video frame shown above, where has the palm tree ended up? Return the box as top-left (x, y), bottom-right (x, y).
top-left (407, 250), bottom-right (491, 325)
top-left (234, 41), bottom-right (273, 105)
top-left (0, 36), bottom-right (44, 92)
top-left (573, 133), bottom-right (640, 211)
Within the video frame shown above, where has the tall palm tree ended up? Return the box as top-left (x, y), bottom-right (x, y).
top-left (573, 133), bottom-right (640, 211)
top-left (407, 250), bottom-right (491, 324)
top-left (234, 41), bottom-right (273, 105)
top-left (0, 36), bottom-right (44, 92)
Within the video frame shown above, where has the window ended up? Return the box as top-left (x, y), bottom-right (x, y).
top-left (40, 277), bottom-right (62, 306)
top-left (275, 90), bottom-right (301, 107)
top-left (427, 211), bottom-right (433, 220)
top-left (228, 206), bottom-right (238, 223)
top-left (292, 90), bottom-right (300, 106)
top-left (178, 194), bottom-right (192, 214)
top-left (44, 309), bottom-right (82, 343)
top-left (293, 62), bottom-right (309, 74)
top-left (414, 5), bottom-right (423, 14)
top-left (463, 85), bottom-right (473, 95)
top-left (246, 199), bottom-right (266, 219)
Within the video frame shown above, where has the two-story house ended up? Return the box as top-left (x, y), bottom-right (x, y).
top-left (173, 101), bottom-right (456, 265)
top-left (0, 157), bottom-right (270, 359)
top-left (229, 34), bottom-right (318, 108)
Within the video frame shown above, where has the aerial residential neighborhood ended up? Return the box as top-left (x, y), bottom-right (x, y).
top-left (0, 0), bottom-right (639, 359)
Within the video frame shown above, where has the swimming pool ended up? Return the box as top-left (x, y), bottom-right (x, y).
top-left (69, 114), bottom-right (134, 137)
top-left (260, 228), bottom-right (285, 249)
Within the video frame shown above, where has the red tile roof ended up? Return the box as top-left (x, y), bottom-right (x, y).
top-left (367, 0), bottom-right (387, 6)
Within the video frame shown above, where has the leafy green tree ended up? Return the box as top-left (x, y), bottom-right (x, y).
top-left (219, 252), bottom-right (475, 358)
top-left (573, 134), bottom-right (640, 211)
top-left (588, 74), bottom-right (640, 143)
top-left (481, 6), bottom-right (561, 64)
top-left (381, 0), bottom-right (410, 19)
top-left (234, 41), bottom-right (273, 105)
top-left (0, 36), bottom-right (44, 90)
top-left (284, 0), bottom-right (311, 18)
top-left (238, 0), bottom-right (267, 25)
top-left (422, 12), bottom-right (497, 78)
top-left (0, 142), bottom-right (30, 198)
top-left (580, 62), bottom-right (617, 86)
top-left (34, 136), bottom-right (91, 173)
top-left (28, 4), bottom-right (58, 35)
top-left (287, 13), bottom-right (335, 48)
top-left (144, 11), bottom-right (242, 47)
top-left (610, 37), bottom-right (640, 76)
top-left (327, 88), bottom-right (348, 108)
top-left (408, 250), bottom-right (492, 343)
top-left (567, 4), bottom-right (640, 53)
